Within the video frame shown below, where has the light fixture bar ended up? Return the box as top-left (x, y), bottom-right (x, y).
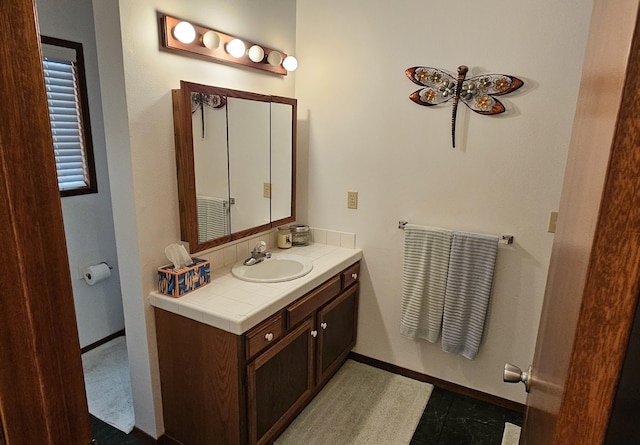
top-left (161, 15), bottom-right (290, 76)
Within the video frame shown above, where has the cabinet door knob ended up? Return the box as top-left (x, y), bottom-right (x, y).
top-left (351, 273), bottom-right (358, 280)
top-left (321, 322), bottom-right (327, 330)
top-left (264, 333), bottom-right (274, 342)
top-left (311, 330), bottom-right (318, 338)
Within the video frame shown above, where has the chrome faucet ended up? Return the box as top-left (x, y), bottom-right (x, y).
top-left (243, 241), bottom-right (271, 266)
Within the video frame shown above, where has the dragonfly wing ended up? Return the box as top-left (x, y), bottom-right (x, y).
top-left (409, 88), bottom-right (453, 107)
top-left (465, 73), bottom-right (524, 96)
top-left (460, 95), bottom-right (506, 115)
top-left (458, 73), bottom-right (523, 114)
top-left (406, 66), bottom-right (456, 86)
top-left (406, 67), bottom-right (457, 106)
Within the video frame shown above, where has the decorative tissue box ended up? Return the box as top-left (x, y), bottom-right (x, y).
top-left (157, 258), bottom-right (210, 298)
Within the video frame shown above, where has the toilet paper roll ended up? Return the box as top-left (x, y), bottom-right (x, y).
top-left (83, 263), bottom-right (111, 286)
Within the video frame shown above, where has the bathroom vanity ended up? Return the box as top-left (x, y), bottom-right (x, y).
top-left (150, 245), bottom-right (361, 445)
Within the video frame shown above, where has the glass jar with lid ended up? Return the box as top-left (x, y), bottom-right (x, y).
top-left (289, 224), bottom-right (311, 246)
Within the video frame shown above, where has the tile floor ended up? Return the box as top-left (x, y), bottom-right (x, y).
top-left (410, 387), bottom-right (524, 445)
top-left (91, 386), bottom-right (523, 444)
top-left (90, 415), bottom-right (147, 445)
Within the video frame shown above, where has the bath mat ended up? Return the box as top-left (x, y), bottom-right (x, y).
top-left (81, 336), bottom-right (135, 434)
top-left (275, 360), bottom-right (433, 445)
top-left (501, 422), bottom-right (521, 445)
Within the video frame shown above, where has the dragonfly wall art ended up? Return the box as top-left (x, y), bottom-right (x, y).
top-left (191, 92), bottom-right (226, 138)
top-left (405, 65), bottom-right (524, 148)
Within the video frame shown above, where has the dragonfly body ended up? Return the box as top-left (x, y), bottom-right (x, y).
top-left (451, 65), bottom-right (469, 148)
top-left (406, 65), bottom-right (523, 148)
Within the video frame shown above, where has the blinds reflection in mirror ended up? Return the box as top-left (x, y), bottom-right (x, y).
top-left (197, 196), bottom-right (230, 242)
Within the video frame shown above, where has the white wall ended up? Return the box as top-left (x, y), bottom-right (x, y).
top-left (295, 0), bottom-right (593, 403)
top-left (94, 0), bottom-right (296, 436)
top-left (36, 0), bottom-right (124, 348)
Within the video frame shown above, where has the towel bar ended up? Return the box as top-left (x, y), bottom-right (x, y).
top-left (398, 220), bottom-right (514, 245)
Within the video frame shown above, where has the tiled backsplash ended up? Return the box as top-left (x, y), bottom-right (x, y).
top-left (194, 227), bottom-right (357, 269)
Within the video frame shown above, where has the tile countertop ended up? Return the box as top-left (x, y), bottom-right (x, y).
top-left (149, 243), bottom-right (362, 335)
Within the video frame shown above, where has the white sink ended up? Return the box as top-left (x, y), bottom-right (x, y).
top-left (231, 253), bottom-right (313, 283)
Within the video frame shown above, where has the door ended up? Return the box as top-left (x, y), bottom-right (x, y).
top-left (604, 296), bottom-right (640, 443)
top-left (317, 284), bottom-right (359, 385)
top-left (247, 318), bottom-right (315, 445)
top-left (0, 0), bottom-right (92, 444)
top-left (520, 1), bottom-right (640, 443)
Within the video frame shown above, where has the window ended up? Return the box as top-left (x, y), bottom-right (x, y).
top-left (41, 36), bottom-right (97, 196)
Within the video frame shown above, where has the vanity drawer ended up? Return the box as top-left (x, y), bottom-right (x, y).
top-left (246, 313), bottom-right (283, 360)
top-left (342, 262), bottom-right (360, 289)
top-left (287, 275), bottom-right (341, 328)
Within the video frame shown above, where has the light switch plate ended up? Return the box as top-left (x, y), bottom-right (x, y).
top-left (548, 211), bottom-right (558, 233)
top-left (347, 191), bottom-right (358, 209)
top-left (263, 182), bottom-right (271, 198)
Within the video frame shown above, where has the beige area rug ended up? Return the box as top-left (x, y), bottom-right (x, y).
top-left (275, 360), bottom-right (433, 445)
top-left (501, 422), bottom-right (521, 445)
top-left (82, 336), bottom-right (135, 433)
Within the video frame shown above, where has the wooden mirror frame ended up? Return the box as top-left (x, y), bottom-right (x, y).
top-left (172, 80), bottom-right (297, 253)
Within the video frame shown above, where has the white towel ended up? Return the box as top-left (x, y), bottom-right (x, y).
top-left (442, 231), bottom-right (498, 359)
top-left (400, 224), bottom-right (452, 342)
top-left (501, 423), bottom-right (521, 445)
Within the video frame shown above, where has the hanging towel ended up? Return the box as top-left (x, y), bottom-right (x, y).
top-left (442, 231), bottom-right (499, 359)
top-left (400, 224), bottom-right (452, 342)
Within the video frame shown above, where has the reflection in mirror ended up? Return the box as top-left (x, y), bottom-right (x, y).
top-left (271, 101), bottom-right (293, 222)
top-left (192, 92), bottom-right (230, 242)
top-left (172, 81), bottom-right (296, 253)
top-left (228, 97), bottom-right (270, 233)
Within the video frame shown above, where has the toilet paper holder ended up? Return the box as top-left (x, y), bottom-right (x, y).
top-left (86, 261), bottom-right (113, 271)
top-left (83, 262), bottom-right (113, 286)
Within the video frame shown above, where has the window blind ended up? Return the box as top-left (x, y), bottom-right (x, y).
top-left (42, 58), bottom-right (90, 191)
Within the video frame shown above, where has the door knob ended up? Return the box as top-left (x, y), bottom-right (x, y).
top-left (503, 363), bottom-right (532, 392)
top-left (311, 330), bottom-right (318, 338)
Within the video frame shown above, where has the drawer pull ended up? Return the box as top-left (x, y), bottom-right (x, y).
top-left (311, 330), bottom-right (318, 338)
top-left (264, 333), bottom-right (274, 342)
top-left (351, 273), bottom-right (358, 280)
top-left (321, 322), bottom-right (327, 330)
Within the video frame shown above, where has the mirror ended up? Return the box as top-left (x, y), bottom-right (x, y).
top-left (172, 81), bottom-right (296, 253)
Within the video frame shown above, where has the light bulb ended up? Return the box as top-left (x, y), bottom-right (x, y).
top-left (282, 55), bottom-right (298, 72)
top-left (267, 51), bottom-right (282, 66)
top-left (173, 21), bottom-right (196, 44)
top-left (201, 31), bottom-right (220, 50)
top-left (226, 39), bottom-right (246, 58)
top-left (248, 45), bottom-right (265, 63)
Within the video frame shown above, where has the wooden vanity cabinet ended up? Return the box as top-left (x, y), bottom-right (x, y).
top-left (155, 261), bottom-right (360, 445)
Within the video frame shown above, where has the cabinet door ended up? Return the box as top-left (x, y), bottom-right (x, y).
top-left (247, 317), bottom-right (315, 445)
top-left (317, 283), bottom-right (359, 385)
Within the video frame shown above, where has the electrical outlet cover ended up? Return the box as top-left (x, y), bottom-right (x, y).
top-left (347, 191), bottom-right (358, 209)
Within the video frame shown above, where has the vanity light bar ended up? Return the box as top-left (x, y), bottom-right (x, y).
top-left (160, 14), bottom-right (294, 76)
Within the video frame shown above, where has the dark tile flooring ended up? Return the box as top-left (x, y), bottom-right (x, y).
top-left (90, 415), bottom-right (147, 445)
top-left (410, 387), bottom-right (524, 445)
top-left (91, 386), bottom-right (523, 444)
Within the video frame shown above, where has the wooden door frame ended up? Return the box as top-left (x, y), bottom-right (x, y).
top-left (0, 0), bottom-right (92, 443)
